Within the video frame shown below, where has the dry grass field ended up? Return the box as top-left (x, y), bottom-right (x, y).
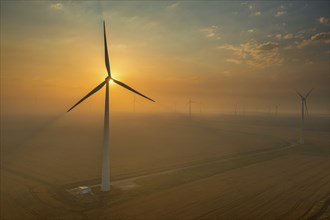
top-left (1, 112), bottom-right (329, 219)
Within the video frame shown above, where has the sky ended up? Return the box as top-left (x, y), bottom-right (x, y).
top-left (1, 1), bottom-right (329, 115)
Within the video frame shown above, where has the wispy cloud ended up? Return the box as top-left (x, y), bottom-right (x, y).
top-left (294, 28), bottom-right (317, 39)
top-left (275, 11), bottom-right (286, 17)
top-left (283, 34), bottom-right (294, 40)
top-left (258, 42), bottom-right (280, 50)
top-left (297, 32), bottom-right (330, 48)
top-left (125, 15), bottom-right (160, 30)
top-left (225, 59), bottom-right (242, 64)
top-left (319, 17), bottom-right (329, 25)
top-left (167, 2), bottom-right (179, 9)
top-left (311, 32), bottom-right (330, 41)
top-left (251, 11), bottom-right (261, 16)
top-left (218, 41), bottom-right (283, 68)
top-left (50, 3), bottom-right (63, 10)
top-left (245, 2), bottom-right (261, 16)
top-left (242, 28), bottom-right (255, 35)
top-left (200, 25), bottom-right (221, 40)
top-left (128, 16), bottom-right (139, 22)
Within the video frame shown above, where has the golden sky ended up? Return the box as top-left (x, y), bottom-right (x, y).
top-left (1, 1), bottom-right (329, 115)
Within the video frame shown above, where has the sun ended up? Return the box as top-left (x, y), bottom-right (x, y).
top-left (109, 79), bottom-right (114, 84)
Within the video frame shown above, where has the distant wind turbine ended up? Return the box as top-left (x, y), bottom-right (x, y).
top-left (67, 21), bottom-right (155, 192)
top-left (296, 88), bottom-right (313, 144)
top-left (188, 98), bottom-right (196, 119)
top-left (275, 105), bottom-right (279, 117)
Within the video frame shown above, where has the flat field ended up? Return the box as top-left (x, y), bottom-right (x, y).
top-left (1, 113), bottom-right (329, 219)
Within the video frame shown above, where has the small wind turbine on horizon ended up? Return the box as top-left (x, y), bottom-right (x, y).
top-left (275, 105), bottom-right (279, 117)
top-left (296, 88), bottom-right (313, 144)
top-left (67, 21), bottom-right (155, 192)
top-left (188, 98), bottom-right (196, 119)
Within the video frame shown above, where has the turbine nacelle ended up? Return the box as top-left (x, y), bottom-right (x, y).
top-left (105, 76), bottom-right (111, 83)
top-left (296, 88), bottom-right (313, 100)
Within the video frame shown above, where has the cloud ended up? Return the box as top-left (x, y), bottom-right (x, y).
top-left (311, 32), bottom-right (330, 41)
top-left (297, 32), bottom-right (330, 48)
top-left (218, 41), bottom-right (283, 68)
top-left (294, 28), bottom-right (317, 39)
top-left (283, 34), bottom-right (294, 40)
top-left (258, 42), bottom-right (279, 50)
top-left (246, 3), bottom-right (261, 16)
top-left (275, 33), bottom-right (293, 41)
top-left (50, 3), bottom-right (63, 10)
top-left (275, 11), bottom-right (286, 17)
top-left (319, 17), bottom-right (329, 25)
top-left (167, 2), bottom-right (179, 9)
top-left (128, 16), bottom-right (139, 22)
top-left (125, 15), bottom-right (160, 30)
top-left (225, 59), bottom-right (242, 64)
top-left (200, 25), bottom-right (221, 40)
top-left (252, 11), bottom-right (261, 16)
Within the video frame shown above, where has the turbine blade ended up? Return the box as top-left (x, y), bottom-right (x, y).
top-left (295, 90), bottom-right (303, 99)
top-left (305, 88), bottom-right (313, 99)
top-left (103, 21), bottom-right (111, 77)
top-left (112, 78), bottom-right (155, 102)
top-left (67, 81), bottom-right (107, 112)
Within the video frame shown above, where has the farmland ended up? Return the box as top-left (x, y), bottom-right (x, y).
top-left (1, 113), bottom-right (329, 219)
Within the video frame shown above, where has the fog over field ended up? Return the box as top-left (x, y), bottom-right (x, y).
top-left (1, 112), bottom-right (329, 219)
top-left (1, 1), bottom-right (329, 220)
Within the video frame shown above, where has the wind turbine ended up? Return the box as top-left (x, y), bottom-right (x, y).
top-left (296, 88), bottom-right (313, 144)
top-left (275, 105), bottom-right (279, 117)
top-left (188, 98), bottom-right (196, 119)
top-left (67, 21), bottom-right (155, 192)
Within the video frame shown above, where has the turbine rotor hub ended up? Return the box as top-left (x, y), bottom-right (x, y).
top-left (105, 76), bottom-right (111, 82)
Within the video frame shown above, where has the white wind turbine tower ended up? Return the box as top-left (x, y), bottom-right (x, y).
top-left (188, 98), bottom-right (196, 119)
top-left (67, 21), bottom-right (155, 192)
top-left (296, 89), bottom-right (313, 144)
